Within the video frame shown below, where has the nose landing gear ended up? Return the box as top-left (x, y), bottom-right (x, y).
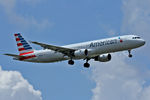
top-left (128, 50), bottom-right (133, 58)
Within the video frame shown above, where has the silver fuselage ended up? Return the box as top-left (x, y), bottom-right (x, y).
top-left (22, 35), bottom-right (145, 63)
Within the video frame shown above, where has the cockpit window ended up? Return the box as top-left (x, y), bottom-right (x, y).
top-left (132, 37), bottom-right (140, 39)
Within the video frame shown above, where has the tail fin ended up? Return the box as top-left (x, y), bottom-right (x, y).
top-left (14, 33), bottom-right (34, 55)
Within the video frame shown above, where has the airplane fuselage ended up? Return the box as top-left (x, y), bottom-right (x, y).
top-left (23, 35), bottom-right (145, 63)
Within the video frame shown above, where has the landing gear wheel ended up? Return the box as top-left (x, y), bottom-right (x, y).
top-left (84, 63), bottom-right (90, 68)
top-left (129, 54), bottom-right (132, 58)
top-left (68, 60), bottom-right (74, 65)
top-left (128, 50), bottom-right (133, 58)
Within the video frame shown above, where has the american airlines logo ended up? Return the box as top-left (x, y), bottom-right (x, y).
top-left (118, 37), bottom-right (123, 43)
top-left (89, 39), bottom-right (118, 47)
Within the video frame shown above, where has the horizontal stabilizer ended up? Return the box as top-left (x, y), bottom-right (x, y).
top-left (4, 53), bottom-right (24, 58)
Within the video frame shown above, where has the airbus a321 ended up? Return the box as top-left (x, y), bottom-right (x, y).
top-left (4, 33), bottom-right (145, 68)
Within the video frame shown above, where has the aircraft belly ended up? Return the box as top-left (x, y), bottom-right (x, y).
top-left (36, 51), bottom-right (68, 63)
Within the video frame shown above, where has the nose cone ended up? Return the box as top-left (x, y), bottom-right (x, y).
top-left (140, 39), bottom-right (146, 46)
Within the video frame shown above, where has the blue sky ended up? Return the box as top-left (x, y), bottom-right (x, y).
top-left (0, 0), bottom-right (150, 100)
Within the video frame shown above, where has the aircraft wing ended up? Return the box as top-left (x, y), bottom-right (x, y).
top-left (31, 41), bottom-right (76, 57)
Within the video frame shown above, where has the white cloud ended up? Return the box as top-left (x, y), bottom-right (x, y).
top-left (121, 0), bottom-right (150, 40)
top-left (0, 0), bottom-right (51, 30)
top-left (91, 53), bottom-right (150, 100)
top-left (0, 66), bottom-right (42, 100)
top-left (91, 0), bottom-right (150, 100)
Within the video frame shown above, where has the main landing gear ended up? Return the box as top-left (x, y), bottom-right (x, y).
top-left (68, 59), bottom-right (74, 65)
top-left (84, 58), bottom-right (90, 68)
top-left (68, 59), bottom-right (90, 68)
top-left (84, 62), bottom-right (90, 68)
top-left (128, 50), bottom-right (133, 58)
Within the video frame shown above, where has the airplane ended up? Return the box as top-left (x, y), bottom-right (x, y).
top-left (4, 33), bottom-right (145, 68)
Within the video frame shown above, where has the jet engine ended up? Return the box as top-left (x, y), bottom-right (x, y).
top-left (74, 49), bottom-right (88, 58)
top-left (94, 54), bottom-right (111, 62)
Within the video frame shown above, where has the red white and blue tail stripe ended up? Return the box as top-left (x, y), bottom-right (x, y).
top-left (14, 33), bottom-right (34, 55)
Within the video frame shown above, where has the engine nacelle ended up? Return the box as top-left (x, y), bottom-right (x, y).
top-left (74, 49), bottom-right (88, 58)
top-left (94, 54), bottom-right (111, 62)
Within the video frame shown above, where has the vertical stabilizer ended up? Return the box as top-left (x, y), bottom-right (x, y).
top-left (14, 33), bottom-right (34, 55)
